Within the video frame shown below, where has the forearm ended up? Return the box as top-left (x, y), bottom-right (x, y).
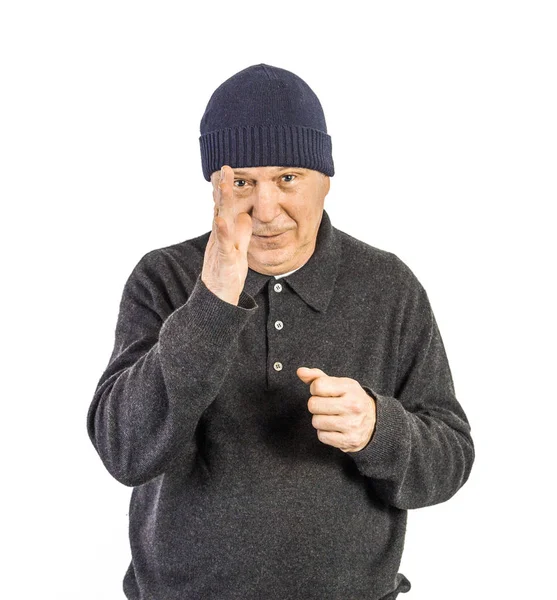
top-left (348, 281), bottom-right (475, 509)
top-left (87, 276), bottom-right (257, 487)
top-left (349, 389), bottom-right (474, 509)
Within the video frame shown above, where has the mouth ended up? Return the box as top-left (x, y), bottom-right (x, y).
top-left (254, 231), bottom-right (287, 239)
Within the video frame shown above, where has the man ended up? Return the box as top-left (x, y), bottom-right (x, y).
top-left (87, 63), bottom-right (474, 599)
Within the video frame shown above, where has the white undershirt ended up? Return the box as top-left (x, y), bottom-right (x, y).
top-left (274, 266), bottom-right (302, 279)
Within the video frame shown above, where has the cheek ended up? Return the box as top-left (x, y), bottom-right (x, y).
top-left (294, 194), bottom-right (323, 222)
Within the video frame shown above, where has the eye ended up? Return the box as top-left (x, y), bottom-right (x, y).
top-left (234, 179), bottom-right (247, 188)
top-left (282, 174), bottom-right (296, 183)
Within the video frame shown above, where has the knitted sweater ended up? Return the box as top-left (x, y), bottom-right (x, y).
top-left (87, 209), bottom-right (474, 600)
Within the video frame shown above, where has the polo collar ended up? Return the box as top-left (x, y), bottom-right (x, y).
top-left (243, 209), bottom-right (341, 313)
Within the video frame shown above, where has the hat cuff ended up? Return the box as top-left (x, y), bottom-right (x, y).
top-left (199, 124), bottom-right (334, 181)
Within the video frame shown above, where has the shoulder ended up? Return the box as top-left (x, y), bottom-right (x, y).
top-left (122, 231), bottom-right (211, 311)
top-left (130, 231), bottom-right (209, 281)
top-left (334, 227), bottom-right (425, 296)
top-left (334, 227), bottom-right (433, 329)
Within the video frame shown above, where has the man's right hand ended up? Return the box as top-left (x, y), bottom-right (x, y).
top-left (201, 165), bottom-right (253, 305)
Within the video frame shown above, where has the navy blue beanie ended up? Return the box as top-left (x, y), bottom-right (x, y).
top-left (199, 63), bottom-right (334, 181)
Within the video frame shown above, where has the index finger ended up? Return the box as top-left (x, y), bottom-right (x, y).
top-left (215, 165), bottom-right (236, 223)
top-left (309, 375), bottom-right (347, 398)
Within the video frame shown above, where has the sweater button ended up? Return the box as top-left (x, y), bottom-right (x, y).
top-left (273, 362), bottom-right (283, 371)
top-left (275, 320), bottom-right (283, 330)
top-left (274, 283), bottom-right (282, 292)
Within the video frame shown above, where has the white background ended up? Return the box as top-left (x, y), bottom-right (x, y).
top-left (2, 1), bottom-right (555, 598)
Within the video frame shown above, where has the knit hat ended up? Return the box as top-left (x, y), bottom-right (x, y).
top-left (199, 63), bottom-right (334, 181)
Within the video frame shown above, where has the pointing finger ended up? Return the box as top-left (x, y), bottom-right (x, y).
top-left (298, 367), bottom-right (351, 398)
top-left (217, 165), bottom-right (235, 226)
top-left (297, 367), bottom-right (327, 383)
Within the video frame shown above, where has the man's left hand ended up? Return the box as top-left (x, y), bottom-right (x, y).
top-left (297, 367), bottom-right (377, 453)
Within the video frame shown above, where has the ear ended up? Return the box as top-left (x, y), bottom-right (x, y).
top-left (322, 174), bottom-right (331, 196)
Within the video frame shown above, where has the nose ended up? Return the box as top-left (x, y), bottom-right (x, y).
top-left (249, 182), bottom-right (282, 224)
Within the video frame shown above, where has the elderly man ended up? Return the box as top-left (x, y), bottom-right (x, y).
top-left (87, 63), bottom-right (474, 600)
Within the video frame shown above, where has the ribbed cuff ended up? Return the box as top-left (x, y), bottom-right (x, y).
top-left (159, 275), bottom-right (257, 351)
top-left (347, 386), bottom-right (412, 481)
top-left (200, 124), bottom-right (334, 181)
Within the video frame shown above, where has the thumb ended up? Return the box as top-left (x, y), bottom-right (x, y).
top-left (297, 366), bottom-right (327, 383)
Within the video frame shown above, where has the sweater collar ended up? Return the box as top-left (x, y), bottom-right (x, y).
top-left (243, 209), bottom-right (340, 313)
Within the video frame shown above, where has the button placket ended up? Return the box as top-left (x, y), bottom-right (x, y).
top-left (268, 279), bottom-right (286, 382)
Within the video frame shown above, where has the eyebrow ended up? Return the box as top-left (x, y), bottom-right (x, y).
top-left (232, 167), bottom-right (305, 177)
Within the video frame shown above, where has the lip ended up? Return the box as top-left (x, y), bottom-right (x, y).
top-left (254, 231), bottom-right (286, 238)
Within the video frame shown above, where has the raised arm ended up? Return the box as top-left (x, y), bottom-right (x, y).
top-left (86, 262), bottom-right (256, 487)
top-left (87, 166), bottom-right (256, 486)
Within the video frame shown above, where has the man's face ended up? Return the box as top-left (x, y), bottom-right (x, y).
top-left (210, 166), bottom-right (330, 276)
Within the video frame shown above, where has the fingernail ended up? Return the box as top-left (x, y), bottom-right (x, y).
top-left (220, 167), bottom-right (225, 182)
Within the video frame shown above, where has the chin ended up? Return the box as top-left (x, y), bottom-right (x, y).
top-left (250, 250), bottom-right (292, 269)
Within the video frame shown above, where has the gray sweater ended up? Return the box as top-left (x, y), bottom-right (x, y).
top-left (87, 209), bottom-right (474, 600)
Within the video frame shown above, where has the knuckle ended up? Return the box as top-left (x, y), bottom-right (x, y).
top-left (311, 381), bottom-right (323, 396)
top-left (348, 399), bottom-right (362, 414)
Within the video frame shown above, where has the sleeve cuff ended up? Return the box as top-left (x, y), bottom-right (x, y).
top-left (347, 385), bottom-right (412, 481)
top-left (159, 275), bottom-right (258, 351)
